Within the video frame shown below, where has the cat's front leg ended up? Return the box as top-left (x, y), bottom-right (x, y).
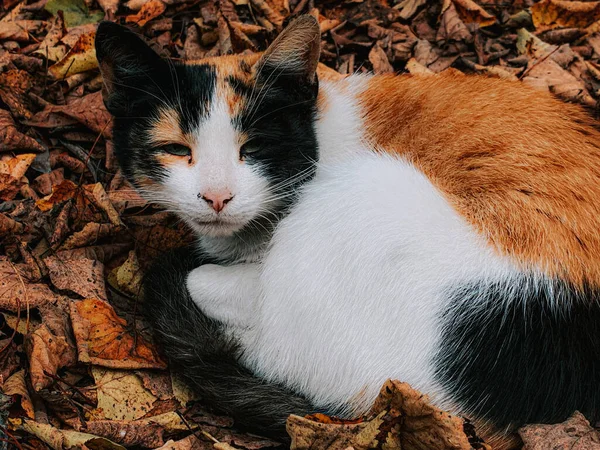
top-left (186, 263), bottom-right (260, 328)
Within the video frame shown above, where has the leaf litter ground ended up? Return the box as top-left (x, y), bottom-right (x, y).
top-left (1, 0), bottom-right (600, 448)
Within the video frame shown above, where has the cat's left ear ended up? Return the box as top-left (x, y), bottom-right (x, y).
top-left (255, 15), bottom-right (321, 87)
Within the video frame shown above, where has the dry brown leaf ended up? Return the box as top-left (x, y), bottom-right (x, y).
top-left (34, 13), bottom-right (66, 61)
top-left (60, 222), bottom-right (120, 250)
top-left (522, 57), bottom-right (595, 105)
top-left (519, 411), bottom-right (600, 449)
top-left (35, 179), bottom-right (79, 212)
top-left (157, 435), bottom-right (213, 450)
top-left (44, 255), bottom-right (107, 301)
top-left (251, 0), bottom-right (284, 27)
top-left (0, 110), bottom-right (45, 153)
top-left (406, 58), bottom-right (434, 75)
top-left (0, 69), bottom-right (36, 120)
top-left (288, 380), bottom-right (472, 450)
top-left (0, 212), bottom-right (24, 237)
top-left (91, 367), bottom-right (159, 421)
top-left (22, 421), bottom-right (126, 450)
top-left (24, 322), bottom-right (77, 391)
top-left (49, 31), bottom-right (98, 80)
top-left (441, 0), bottom-right (495, 27)
top-left (369, 44), bottom-right (394, 74)
top-left (70, 298), bottom-right (167, 369)
top-left (0, 153), bottom-right (36, 201)
top-left (109, 250), bottom-right (143, 296)
top-left (86, 183), bottom-right (124, 226)
top-left (0, 260), bottom-right (58, 312)
top-left (394, 0), bottom-right (427, 20)
top-left (0, 337), bottom-right (20, 385)
top-left (532, 0), bottom-right (600, 32)
top-left (32, 168), bottom-right (65, 196)
top-left (3, 370), bottom-right (34, 419)
top-left (55, 243), bottom-right (131, 263)
top-left (0, 20), bottom-right (46, 41)
top-left (437, 2), bottom-right (472, 43)
top-left (97, 0), bottom-right (120, 17)
top-left (126, 0), bottom-right (167, 26)
top-left (82, 418), bottom-right (166, 447)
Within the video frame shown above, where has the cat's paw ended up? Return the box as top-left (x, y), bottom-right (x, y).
top-left (186, 263), bottom-right (260, 327)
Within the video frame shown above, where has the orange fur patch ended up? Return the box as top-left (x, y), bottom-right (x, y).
top-left (358, 73), bottom-right (600, 287)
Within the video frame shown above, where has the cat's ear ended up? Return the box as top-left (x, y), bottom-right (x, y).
top-left (255, 15), bottom-right (321, 86)
top-left (95, 21), bottom-right (167, 116)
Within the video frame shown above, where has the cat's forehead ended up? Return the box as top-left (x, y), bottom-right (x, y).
top-left (146, 54), bottom-right (263, 146)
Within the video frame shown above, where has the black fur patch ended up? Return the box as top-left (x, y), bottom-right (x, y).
top-left (143, 247), bottom-right (316, 440)
top-left (435, 277), bottom-right (600, 429)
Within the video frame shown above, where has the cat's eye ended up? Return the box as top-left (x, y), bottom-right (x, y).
top-left (240, 141), bottom-right (260, 158)
top-left (161, 143), bottom-right (191, 157)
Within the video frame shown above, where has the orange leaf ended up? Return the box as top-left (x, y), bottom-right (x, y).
top-left (70, 298), bottom-right (167, 369)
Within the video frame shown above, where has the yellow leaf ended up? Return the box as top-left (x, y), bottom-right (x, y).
top-left (48, 31), bottom-right (97, 80)
top-left (532, 0), bottom-right (600, 31)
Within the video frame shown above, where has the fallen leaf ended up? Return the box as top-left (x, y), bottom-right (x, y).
top-left (406, 57), bottom-right (434, 75)
top-left (22, 421), bottom-right (125, 450)
top-left (48, 31), bottom-right (98, 79)
top-left (0, 260), bottom-right (58, 312)
top-left (91, 367), bottom-right (159, 421)
top-left (34, 13), bottom-right (66, 61)
top-left (97, 0), bottom-right (120, 17)
top-left (0, 20), bottom-right (46, 41)
top-left (86, 183), bottom-right (124, 226)
top-left (126, 0), bottom-right (167, 26)
top-left (369, 44), bottom-right (394, 74)
top-left (437, 2), bottom-right (472, 44)
top-left (45, 0), bottom-right (103, 27)
top-left (0, 153), bottom-right (37, 200)
top-left (35, 179), bottom-right (79, 212)
top-left (3, 370), bottom-right (34, 418)
top-left (32, 168), bottom-right (65, 196)
top-left (0, 213), bottom-right (25, 238)
top-left (519, 411), bottom-right (600, 449)
top-left (0, 338), bottom-right (20, 385)
top-left (157, 436), bottom-right (213, 450)
top-left (442, 0), bottom-right (495, 27)
top-left (60, 222), bottom-right (121, 250)
top-left (0, 110), bottom-right (44, 153)
top-left (288, 380), bottom-right (473, 450)
top-left (532, 0), bottom-right (600, 32)
top-left (82, 418), bottom-right (166, 447)
top-left (394, 0), bottom-right (427, 20)
top-left (44, 255), bottom-right (107, 301)
top-left (70, 298), bottom-right (167, 369)
top-left (24, 322), bottom-right (77, 391)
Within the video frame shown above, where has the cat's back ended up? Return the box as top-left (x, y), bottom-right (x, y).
top-left (357, 72), bottom-right (600, 286)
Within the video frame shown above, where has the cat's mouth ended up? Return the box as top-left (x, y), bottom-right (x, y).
top-left (187, 217), bottom-right (247, 236)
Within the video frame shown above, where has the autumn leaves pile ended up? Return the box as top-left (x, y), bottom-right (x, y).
top-left (3, 0), bottom-right (600, 448)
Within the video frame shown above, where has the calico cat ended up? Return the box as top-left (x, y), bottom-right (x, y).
top-left (96, 16), bottom-right (600, 448)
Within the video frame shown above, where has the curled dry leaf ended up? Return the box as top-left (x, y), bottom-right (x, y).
top-left (97, 0), bottom-right (120, 17)
top-left (369, 44), bottom-right (394, 74)
top-left (69, 298), bottom-right (167, 369)
top-left (60, 222), bottom-right (120, 250)
top-left (0, 260), bottom-right (58, 312)
top-left (519, 411), bottom-right (600, 449)
top-left (109, 250), bottom-right (143, 297)
top-left (48, 31), bottom-right (98, 80)
top-left (33, 168), bottom-right (65, 196)
top-left (156, 435), bottom-right (213, 450)
top-left (3, 370), bottom-right (34, 419)
top-left (251, 0), bottom-right (285, 27)
top-left (0, 110), bottom-right (45, 153)
top-left (532, 0), bottom-right (600, 32)
top-left (24, 322), bottom-right (77, 391)
top-left (126, 0), bottom-right (167, 26)
top-left (22, 420), bottom-right (125, 450)
top-left (36, 179), bottom-right (79, 212)
top-left (0, 153), bottom-right (36, 201)
top-left (441, 0), bottom-right (495, 27)
top-left (44, 255), bottom-right (107, 301)
top-left (34, 13), bottom-right (66, 62)
top-left (86, 183), bottom-right (124, 226)
top-left (287, 380), bottom-right (473, 450)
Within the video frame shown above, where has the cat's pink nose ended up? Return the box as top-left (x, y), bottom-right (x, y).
top-left (200, 191), bottom-right (233, 213)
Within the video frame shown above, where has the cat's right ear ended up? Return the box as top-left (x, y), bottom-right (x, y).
top-left (255, 15), bottom-right (321, 88)
top-left (95, 22), bottom-right (167, 116)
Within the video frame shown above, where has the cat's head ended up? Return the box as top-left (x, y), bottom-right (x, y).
top-left (95, 16), bottom-right (321, 237)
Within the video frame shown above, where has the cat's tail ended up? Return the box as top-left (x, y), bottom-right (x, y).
top-left (142, 247), bottom-right (315, 441)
